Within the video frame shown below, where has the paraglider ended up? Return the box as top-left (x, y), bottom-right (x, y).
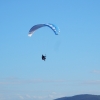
top-left (28, 23), bottom-right (60, 61)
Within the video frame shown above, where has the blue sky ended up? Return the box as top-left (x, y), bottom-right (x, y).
top-left (0, 0), bottom-right (100, 100)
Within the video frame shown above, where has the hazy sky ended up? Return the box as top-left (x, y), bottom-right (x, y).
top-left (0, 0), bottom-right (100, 100)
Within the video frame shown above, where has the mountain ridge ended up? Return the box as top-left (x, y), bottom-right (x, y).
top-left (55, 94), bottom-right (100, 100)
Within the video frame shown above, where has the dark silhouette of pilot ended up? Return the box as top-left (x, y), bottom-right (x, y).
top-left (42, 55), bottom-right (46, 61)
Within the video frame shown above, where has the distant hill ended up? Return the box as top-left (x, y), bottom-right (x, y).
top-left (55, 94), bottom-right (100, 100)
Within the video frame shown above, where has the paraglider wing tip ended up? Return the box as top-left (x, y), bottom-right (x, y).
top-left (28, 33), bottom-right (33, 37)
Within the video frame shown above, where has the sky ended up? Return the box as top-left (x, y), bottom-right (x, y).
top-left (0, 0), bottom-right (100, 100)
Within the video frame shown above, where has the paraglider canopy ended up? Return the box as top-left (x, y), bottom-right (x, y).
top-left (28, 23), bottom-right (60, 37)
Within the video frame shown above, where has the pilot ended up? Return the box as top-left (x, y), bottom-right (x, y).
top-left (42, 55), bottom-right (46, 61)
